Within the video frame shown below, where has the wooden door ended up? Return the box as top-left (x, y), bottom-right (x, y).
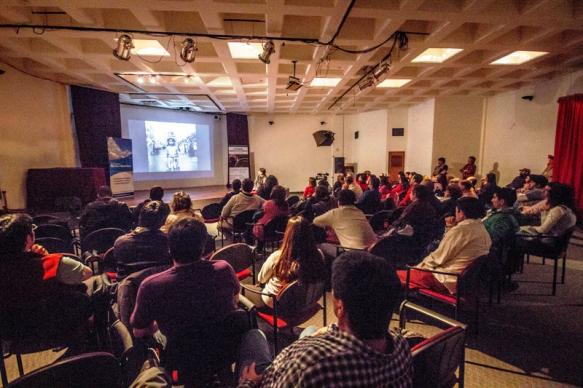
top-left (388, 151), bottom-right (405, 182)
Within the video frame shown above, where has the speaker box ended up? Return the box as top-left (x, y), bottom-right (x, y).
top-left (313, 130), bottom-right (335, 146)
top-left (334, 157), bottom-right (345, 173)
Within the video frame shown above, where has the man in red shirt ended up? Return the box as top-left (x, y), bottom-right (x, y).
top-left (460, 156), bottom-right (477, 179)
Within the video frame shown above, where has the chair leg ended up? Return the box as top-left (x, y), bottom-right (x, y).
top-left (552, 258), bottom-right (558, 296)
top-left (561, 253), bottom-right (567, 284)
top-left (322, 291), bottom-right (328, 327)
top-left (459, 346), bottom-right (466, 388)
top-left (526, 253), bottom-right (530, 264)
top-left (1, 355), bottom-right (8, 387)
top-left (16, 353), bottom-right (24, 376)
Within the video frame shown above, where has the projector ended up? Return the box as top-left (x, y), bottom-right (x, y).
top-left (286, 76), bottom-right (303, 91)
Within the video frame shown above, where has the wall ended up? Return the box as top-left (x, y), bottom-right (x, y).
top-left (0, 67), bottom-right (78, 209)
top-left (342, 109), bottom-right (388, 174)
top-left (387, 107), bottom-right (408, 152)
top-left (248, 114), bottom-right (338, 191)
top-left (432, 96), bottom-right (484, 175)
top-left (481, 70), bottom-right (583, 185)
top-left (405, 99), bottom-right (435, 174)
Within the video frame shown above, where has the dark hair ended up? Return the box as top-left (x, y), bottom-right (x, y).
top-left (98, 185), bottom-right (113, 198)
top-left (547, 183), bottom-right (575, 209)
top-left (493, 187), bottom-right (516, 207)
top-left (167, 218), bottom-right (208, 263)
top-left (260, 175), bottom-right (279, 198)
top-left (369, 175), bottom-right (380, 190)
top-left (138, 200), bottom-right (167, 229)
top-left (242, 178), bottom-right (254, 193)
top-left (275, 216), bottom-right (325, 284)
top-left (232, 179), bottom-right (242, 192)
top-left (338, 189), bottom-right (356, 206)
top-left (469, 156), bottom-right (476, 162)
top-left (459, 180), bottom-right (473, 191)
top-left (171, 191), bottom-right (192, 212)
top-left (270, 185), bottom-right (288, 211)
top-left (456, 197), bottom-right (485, 219)
top-left (399, 172), bottom-right (409, 189)
top-left (345, 176), bottom-right (354, 185)
top-left (438, 157), bottom-right (446, 163)
top-left (380, 175), bottom-right (389, 187)
top-left (446, 184), bottom-right (462, 200)
top-left (529, 174), bottom-right (548, 188)
top-left (332, 251), bottom-right (401, 340)
top-left (413, 184), bottom-right (431, 201)
top-left (412, 173), bottom-right (423, 184)
top-left (308, 177), bottom-right (317, 186)
top-left (315, 185), bottom-right (330, 200)
top-left (259, 168), bottom-right (266, 174)
top-left (0, 213), bottom-right (34, 255)
top-left (149, 186), bottom-right (164, 201)
top-left (486, 173), bottom-right (497, 185)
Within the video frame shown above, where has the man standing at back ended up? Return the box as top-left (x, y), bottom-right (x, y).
top-left (79, 185), bottom-right (132, 238)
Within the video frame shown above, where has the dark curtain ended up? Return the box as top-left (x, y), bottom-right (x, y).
top-left (553, 94), bottom-right (583, 210)
top-left (70, 86), bottom-right (121, 172)
top-left (226, 113), bottom-right (250, 184)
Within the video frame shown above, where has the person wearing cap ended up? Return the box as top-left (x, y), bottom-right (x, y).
top-left (507, 168), bottom-right (530, 190)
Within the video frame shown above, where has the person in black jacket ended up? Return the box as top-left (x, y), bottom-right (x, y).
top-left (219, 179), bottom-right (242, 209)
top-left (79, 186), bottom-right (132, 239)
top-left (132, 186), bottom-right (170, 227)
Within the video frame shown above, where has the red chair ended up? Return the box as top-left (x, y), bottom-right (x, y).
top-left (404, 255), bottom-right (489, 332)
top-left (399, 301), bottom-right (467, 388)
top-left (210, 243), bottom-right (256, 283)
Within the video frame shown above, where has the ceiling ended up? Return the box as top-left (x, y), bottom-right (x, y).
top-left (0, 0), bottom-right (582, 114)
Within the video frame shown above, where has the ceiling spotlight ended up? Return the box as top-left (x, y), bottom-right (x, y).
top-left (357, 75), bottom-right (375, 92)
top-left (258, 40), bottom-right (275, 64)
top-left (149, 75), bottom-right (158, 84)
top-left (286, 60), bottom-right (303, 91)
top-left (113, 34), bottom-right (133, 61)
top-left (137, 75), bottom-right (145, 84)
top-left (184, 75), bottom-right (194, 84)
top-left (373, 61), bottom-right (390, 81)
top-left (180, 38), bottom-right (197, 63)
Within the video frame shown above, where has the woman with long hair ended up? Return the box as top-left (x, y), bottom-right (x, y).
top-left (253, 185), bottom-right (289, 240)
top-left (252, 216), bottom-right (326, 308)
top-left (161, 191), bottom-right (203, 233)
top-left (257, 175), bottom-right (279, 200)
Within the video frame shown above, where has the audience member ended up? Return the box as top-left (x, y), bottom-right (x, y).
top-left (440, 183), bottom-right (463, 219)
top-left (131, 218), bottom-right (240, 342)
top-left (220, 179), bottom-right (265, 232)
top-left (161, 191), bottom-right (204, 233)
top-left (379, 175), bottom-right (392, 201)
top-left (520, 183), bottom-right (576, 236)
top-left (432, 157), bottom-right (449, 189)
top-left (478, 172), bottom-right (498, 207)
top-left (256, 175), bottom-right (278, 200)
top-left (313, 189), bottom-right (377, 252)
top-left (219, 179), bottom-right (242, 208)
top-left (483, 188), bottom-right (519, 246)
top-left (132, 186), bottom-right (170, 227)
top-left (398, 197), bottom-right (491, 294)
top-left (238, 251), bottom-right (412, 387)
top-left (344, 175), bottom-right (363, 200)
top-left (253, 185), bottom-right (289, 240)
top-left (459, 180), bottom-right (478, 198)
top-left (356, 175), bottom-right (382, 215)
top-left (318, 175), bottom-right (330, 189)
top-left (79, 185), bottom-right (132, 238)
top-left (303, 185), bottom-right (337, 222)
top-left (303, 177), bottom-right (317, 199)
top-left (541, 155), bottom-right (553, 180)
top-left (389, 172), bottom-right (409, 203)
top-left (460, 156), bottom-right (477, 179)
top-left (398, 173), bottom-right (422, 207)
top-left (114, 201), bottom-right (171, 281)
top-left (247, 216), bottom-right (325, 309)
top-left (506, 168), bottom-right (530, 190)
top-left (516, 174), bottom-right (547, 204)
top-left (0, 214), bottom-right (94, 341)
top-left (254, 168), bottom-right (267, 191)
top-left (356, 173), bottom-right (369, 192)
top-left (332, 174), bottom-right (345, 196)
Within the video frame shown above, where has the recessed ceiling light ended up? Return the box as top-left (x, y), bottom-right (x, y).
top-left (310, 78), bottom-right (341, 87)
top-left (207, 77), bottom-right (233, 87)
top-left (131, 39), bottom-right (170, 56)
top-left (490, 51), bottom-right (548, 65)
top-left (411, 48), bottom-right (463, 63)
top-left (228, 42), bottom-right (264, 59)
top-left (377, 79), bottom-right (411, 88)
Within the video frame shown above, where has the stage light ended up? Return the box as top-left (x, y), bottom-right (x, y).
top-left (373, 61), bottom-right (390, 81)
top-left (149, 75), bottom-right (158, 84)
top-left (137, 75), bottom-right (145, 84)
top-left (113, 34), bottom-right (133, 61)
top-left (180, 38), bottom-right (197, 63)
top-left (286, 60), bottom-right (303, 91)
top-left (357, 75), bottom-right (375, 92)
top-left (258, 40), bottom-right (275, 64)
top-left (184, 75), bottom-right (194, 84)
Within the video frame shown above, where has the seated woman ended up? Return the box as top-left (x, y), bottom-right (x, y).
top-left (520, 183), bottom-right (576, 237)
top-left (303, 177), bottom-right (317, 199)
top-left (248, 216), bottom-right (326, 309)
top-left (253, 185), bottom-right (289, 241)
top-left (379, 175), bottom-right (392, 201)
top-left (478, 172), bottom-right (498, 208)
top-left (161, 191), bottom-right (203, 233)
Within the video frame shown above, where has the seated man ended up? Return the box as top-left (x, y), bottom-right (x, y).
top-left (506, 168), bottom-right (530, 190)
top-left (0, 214), bottom-right (94, 342)
top-left (219, 179), bottom-right (242, 209)
top-left (219, 178), bottom-right (265, 232)
top-left (516, 174), bottom-right (547, 205)
top-left (313, 189), bottom-right (377, 252)
top-left (356, 175), bottom-right (382, 215)
top-left (344, 175), bottom-right (363, 200)
top-left (132, 186), bottom-right (170, 227)
top-left (303, 185), bottom-right (337, 222)
top-left (238, 251), bottom-right (412, 387)
top-left (79, 185), bottom-right (132, 239)
top-left (131, 217), bottom-right (240, 343)
top-left (398, 197), bottom-right (491, 294)
top-left (114, 201), bottom-right (171, 281)
top-left (483, 187), bottom-right (519, 246)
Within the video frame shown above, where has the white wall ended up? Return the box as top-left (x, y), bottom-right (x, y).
top-left (248, 114), bottom-right (337, 191)
top-left (387, 107), bottom-right (408, 152)
top-left (405, 99), bottom-right (435, 174)
top-left (342, 109), bottom-right (388, 174)
top-left (481, 70), bottom-right (583, 185)
top-left (0, 67), bottom-right (78, 209)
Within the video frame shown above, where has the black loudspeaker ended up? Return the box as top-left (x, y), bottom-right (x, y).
top-left (313, 130), bottom-right (335, 146)
top-left (334, 157), bottom-right (345, 173)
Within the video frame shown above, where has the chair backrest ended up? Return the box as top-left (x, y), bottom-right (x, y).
top-left (263, 215), bottom-right (289, 240)
top-left (457, 254), bottom-right (489, 297)
top-left (32, 214), bottom-right (61, 225)
top-left (276, 280), bottom-right (325, 319)
top-left (201, 203), bottom-right (222, 220)
top-left (81, 227), bottom-right (126, 254)
top-left (232, 209), bottom-right (257, 232)
top-left (34, 237), bottom-right (69, 254)
top-left (559, 226), bottom-right (576, 251)
top-left (411, 326), bottom-right (466, 388)
top-left (8, 352), bottom-right (122, 388)
top-left (286, 195), bottom-right (300, 208)
top-left (34, 224), bottom-right (72, 244)
top-left (369, 210), bottom-right (391, 231)
top-left (210, 243), bottom-right (253, 273)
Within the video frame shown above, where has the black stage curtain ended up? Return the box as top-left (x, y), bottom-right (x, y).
top-left (226, 113), bottom-right (250, 183)
top-left (70, 86), bottom-right (121, 172)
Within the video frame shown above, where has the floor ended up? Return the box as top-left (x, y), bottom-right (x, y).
top-left (4, 222), bottom-right (583, 387)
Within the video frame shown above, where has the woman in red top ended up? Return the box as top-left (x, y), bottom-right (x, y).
top-left (356, 173), bottom-right (369, 192)
top-left (379, 175), bottom-right (392, 201)
top-left (303, 177), bottom-right (317, 199)
top-left (253, 185), bottom-right (289, 240)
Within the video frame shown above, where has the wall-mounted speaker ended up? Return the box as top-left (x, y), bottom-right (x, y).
top-left (392, 127), bottom-right (404, 136)
top-left (313, 130), bottom-right (335, 146)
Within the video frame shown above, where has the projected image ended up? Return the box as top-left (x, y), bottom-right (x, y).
top-left (145, 121), bottom-right (198, 172)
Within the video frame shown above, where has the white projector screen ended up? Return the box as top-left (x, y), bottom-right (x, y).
top-left (120, 104), bottom-right (226, 190)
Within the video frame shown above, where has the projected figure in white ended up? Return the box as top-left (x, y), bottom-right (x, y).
top-left (145, 121), bottom-right (198, 173)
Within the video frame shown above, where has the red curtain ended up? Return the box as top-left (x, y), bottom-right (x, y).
top-left (554, 94), bottom-right (583, 210)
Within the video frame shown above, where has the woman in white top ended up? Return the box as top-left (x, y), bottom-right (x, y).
top-left (253, 216), bottom-right (326, 308)
top-left (521, 183), bottom-right (576, 237)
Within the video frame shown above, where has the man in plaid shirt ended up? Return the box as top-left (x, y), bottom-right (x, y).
top-left (238, 251), bottom-right (412, 387)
